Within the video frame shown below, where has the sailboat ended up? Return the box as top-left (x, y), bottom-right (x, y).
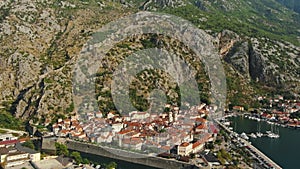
top-left (256, 121), bottom-right (263, 137)
top-left (267, 123), bottom-right (280, 138)
top-left (274, 127), bottom-right (280, 138)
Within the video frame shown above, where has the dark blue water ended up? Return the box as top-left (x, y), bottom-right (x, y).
top-left (229, 116), bottom-right (300, 169)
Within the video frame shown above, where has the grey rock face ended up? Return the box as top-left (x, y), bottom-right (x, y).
top-left (141, 0), bottom-right (184, 10)
top-left (0, 0), bottom-right (299, 123)
top-left (248, 46), bottom-right (267, 82)
top-left (224, 42), bottom-right (250, 79)
top-left (221, 34), bottom-right (300, 92)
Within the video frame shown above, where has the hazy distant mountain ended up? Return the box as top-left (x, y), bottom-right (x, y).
top-left (275, 0), bottom-right (300, 13)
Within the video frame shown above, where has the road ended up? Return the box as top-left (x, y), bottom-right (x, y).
top-left (0, 128), bottom-right (27, 135)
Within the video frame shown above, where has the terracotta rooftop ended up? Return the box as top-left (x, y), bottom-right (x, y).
top-left (195, 118), bottom-right (206, 123)
top-left (0, 140), bottom-right (18, 146)
top-left (180, 142), bottom-right (190, 147)
top-left (118, 129), bottom-right (132, 135)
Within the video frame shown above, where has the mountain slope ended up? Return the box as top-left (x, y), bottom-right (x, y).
top-left (0, 0), bottom-right (299, 125)
top-left (275, 0), bottom-right (300, 14)
top-left (158, 0), bottom-right (300, 92)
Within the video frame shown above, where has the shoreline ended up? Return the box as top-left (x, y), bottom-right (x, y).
top-left (65, 139), bottom-right (192, 169)
top-left (215, 118), bottom-right (282, 169)
top-left (226, 112), bottom-right (300, 129)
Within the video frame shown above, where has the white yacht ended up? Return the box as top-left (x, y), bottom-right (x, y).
top-left (241, 132), bottom-right (249, 140)
top-left (256, 132), bottom-right (263, 137)
top-left (250, 133), bottom-right (257, 138)
top-left (268, 133), bottom-right (280, 138)
top-left (223, 121), bottom-right (231, 126)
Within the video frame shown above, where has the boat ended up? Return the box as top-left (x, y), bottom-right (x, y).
top-left (267, 123), bottom-right (280, 138)
top-left (256, 132), bottom-right (263, 137)
top-left (268, 133), bottom-right (280, 138)
top-left (256, 122), bottom-right (263, 137)
top-left (240, 132), bottom-right (249, 140)
top-left (223, 121), bottom-right (231, 126)
top-left (250, 133), bottom-right (257, 138)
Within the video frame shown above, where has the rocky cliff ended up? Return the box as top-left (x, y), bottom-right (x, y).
top-left (0, 0), bottom-right (128, 123)
top-left (219, 30), bottom-right (300, 90)
top-left (0, 0), bottom-right (299, 124)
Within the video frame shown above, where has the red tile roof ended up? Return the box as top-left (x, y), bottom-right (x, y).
top-left (180, 142), bottom-right (190, 147)
top-left (118, 129), bottom-right (132, 135)
top-left (195, 118), bottom-right (206, 123)
top-left (209, 124), bottom-right (218, 134)
top-left (196, 124), bottom-right (206, 130)
top-left (18, 137), bottom-right (30, 143)
top-left (0, 140), bottom-right (18, 146)
top-left (192, 140), bottom-right (202, 149)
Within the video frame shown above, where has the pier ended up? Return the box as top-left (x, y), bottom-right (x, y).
top-left (215, 119), bottom-right (282, 169)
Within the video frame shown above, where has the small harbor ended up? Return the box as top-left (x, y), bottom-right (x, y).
top-left (226, 115), bottom-right (281, 140)
top-left (216, 118), bottom-right (282, 169)
top-left (223, 114), bottom-right (300, 169)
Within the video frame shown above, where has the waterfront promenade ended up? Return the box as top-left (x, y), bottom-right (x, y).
top-left (215, 119), bottom-right (282, 169)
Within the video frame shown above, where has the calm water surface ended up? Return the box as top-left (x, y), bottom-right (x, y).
top-left (76, 116), bottom-right (300, 169)
top-left (229, 116), bottom-right (300, 169)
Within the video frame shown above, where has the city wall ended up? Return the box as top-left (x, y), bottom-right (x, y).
top-left (66, 140), bottom-right (192, 169)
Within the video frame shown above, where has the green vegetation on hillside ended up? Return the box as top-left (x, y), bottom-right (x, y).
top-left (275, 0), bottom-right (300, 14)
top-left (161, 0), bottom-right (300, 46)
top-left (55, 142), bottom-right (69, 156)
top-left (94, 33), bottom-right (210, 114)
top-left (0, 110), bottom-right (24, 130)
top-left (22, 140), bottom-right (35, 150)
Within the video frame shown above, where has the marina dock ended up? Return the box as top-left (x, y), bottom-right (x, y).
top-left (215, 119), bottom-right (282, 169)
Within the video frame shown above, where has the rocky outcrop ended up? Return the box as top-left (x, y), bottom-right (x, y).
top-left (141, 0), bottom-right (185, 10)
top-left (224, 41), bottom-right (250, 79)
top-left (0, 0), bottom-right (126, 122)
top-left (217, 30), bottom-right (240, 56)
top-left (248, 45), bottom-right (268, 82)
top-left (0, 0), bottom-right (299, 124)
top-left (219, 32), bottom-right (300, 90)
top-left (217, 30), bottom-right (251, 79)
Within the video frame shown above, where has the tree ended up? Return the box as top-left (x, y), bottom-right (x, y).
top-left (66, 102), bottom-right (75, 113)
top-left (0, 110), bottom-right (24, 130)
top-left (70, 151), bottom-right (83, 164)
top-left (55, 142), bottom-right (69, 156)
top-left (205, 142), bottom-right (214, 149)
top-left (83, 158), bottom-right (89, 164)
top-left (22, 140), bottom-right (35, 150)
top-left (106, 162), bottom-right (117, 169)
top-left (243, 104), bottom-right (249, 111)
